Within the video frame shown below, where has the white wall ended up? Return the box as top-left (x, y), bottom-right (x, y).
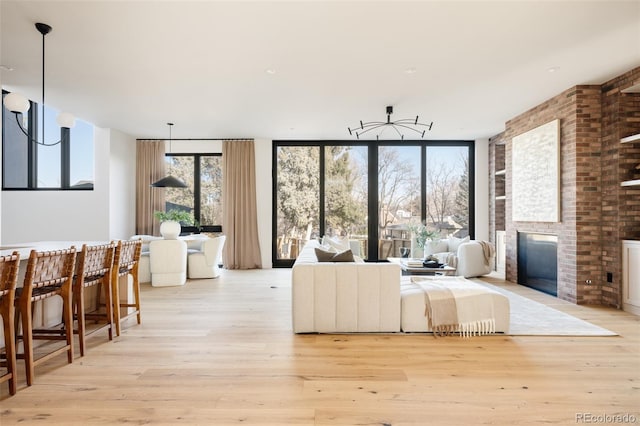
top-left (474, 138), bottom-right (490, 241)
top-left (0, 127), bottom-right (135, 244)
top-left (108, 128), bottom-right (137, 240)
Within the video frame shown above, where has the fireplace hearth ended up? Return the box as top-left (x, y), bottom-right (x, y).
top-left (517, 232), bottom-right (558, 296)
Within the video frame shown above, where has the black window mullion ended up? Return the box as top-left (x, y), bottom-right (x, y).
top-left (28, 102), bottom-right (37, 188)
top-left (468, 143), bottom-right (475, 239)
top-left (319, 147), bottom-right (325, 238)
top-left (61, 127), bottom-right (71, 188)
top-left (367, 143), bottom-right (379, 261)
top-left (193, 154), bottom-right (202, 222)
top-left (421, 144), bottom-right (427, 223)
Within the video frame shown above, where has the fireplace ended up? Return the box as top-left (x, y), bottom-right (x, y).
top-left (517, 232), bottom-right (558, 296)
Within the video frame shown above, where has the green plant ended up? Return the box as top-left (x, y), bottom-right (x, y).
top-left (153, 209), bottom-right (194, 225)
top-left (407, 222), bottom-right (438, 249)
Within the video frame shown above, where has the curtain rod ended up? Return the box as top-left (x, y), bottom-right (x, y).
top-left (136, 138), bottom-right (253, 141)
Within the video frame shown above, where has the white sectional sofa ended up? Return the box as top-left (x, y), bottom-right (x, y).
top-left (291, 239), bottom-right (508, 334)
top-left (292, 240), bottom-right (402, 333)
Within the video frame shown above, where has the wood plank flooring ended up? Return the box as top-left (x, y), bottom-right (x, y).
top-left (1, 270), bottom-right (639, 425)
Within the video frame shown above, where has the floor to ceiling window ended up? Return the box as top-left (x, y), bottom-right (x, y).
top-left (274, 145), bottom-right (320, 261)
top-left (425, 145), bottom-right (471, 238)
top-left (273, 140), bottom-right (474, 267)
top-left (377, 144), bottom-right (422, 260)
top-left (324, 145), bottom-right (368, 257)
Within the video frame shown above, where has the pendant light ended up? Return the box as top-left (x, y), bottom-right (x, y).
top-left (151, 123), bottom-right (187, 188)
top-left (3, 23), bottom-right (76, 146)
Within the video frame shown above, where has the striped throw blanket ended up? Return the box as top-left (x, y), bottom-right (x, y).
top-left (411, 276), bottom-right (496, 337)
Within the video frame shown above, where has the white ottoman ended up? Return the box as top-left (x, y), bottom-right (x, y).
top-left (400, 277), bottom-right (510, 333)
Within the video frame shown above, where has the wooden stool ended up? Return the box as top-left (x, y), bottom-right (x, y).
top-left (15, 248), bottom-right (76, 386)
top-left (111, 240), bottom-right (142, 337)
top-left (74, 243), bottom-right (116, 356)
top-left (0, 251), bottom-right (20, 395)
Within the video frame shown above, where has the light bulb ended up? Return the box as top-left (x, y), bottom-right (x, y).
top-left (56, 112), bottom-right (76, 129)
top-left (3, 92), bottom-right (30, 113)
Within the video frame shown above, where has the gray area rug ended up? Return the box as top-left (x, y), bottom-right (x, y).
top-left (477, 282), bottom-right (618, 336)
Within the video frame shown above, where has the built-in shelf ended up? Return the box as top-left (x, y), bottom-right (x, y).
top-left (621, 133), bottom-right (640, 144)
top-left (495, 169), bottom-right (506, 176)
top-left (495, 195), bottom-right (506, 200)
top-left (621, 179), bottom-right (640, 187)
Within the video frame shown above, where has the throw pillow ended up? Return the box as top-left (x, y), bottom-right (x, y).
top-left (315, 247), bottom-right (337, 262)
top-left (448, 236), bottom-right (470, 253)
top-left (331, 249), bottom-right (355, 262)
top-left (315, 248), bottom-right (355, 262)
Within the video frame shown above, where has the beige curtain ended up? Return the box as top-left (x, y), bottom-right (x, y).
top-left (222, 140), bottom-right (262, 269)
top-left (136, 140), bottom-right (165, 236)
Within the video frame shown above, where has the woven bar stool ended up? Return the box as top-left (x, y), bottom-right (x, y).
top-left (73, 243), bottom-right (116, 356)
top-left (0, 251), bottom-right (20, 395)
top-left (15, 248), bottom-right (76, 386)
top-left (111, 240), bottom-right (142, 337)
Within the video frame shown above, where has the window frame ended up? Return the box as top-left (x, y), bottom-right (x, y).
top-left (164, 152), bottom-right (223, 234)
top-left (2, 89), bottom-right (93, 191)
top-left (272, 140), bottom-right (475, 267)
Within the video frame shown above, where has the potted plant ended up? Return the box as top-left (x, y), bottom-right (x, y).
top-left (407, 222), bottom-right (438, 259)
top-left (153, 209), bottom-right (194, 240)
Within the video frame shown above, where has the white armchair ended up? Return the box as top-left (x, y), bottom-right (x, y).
top-left (425, 238), bottom-right (495, 278)
top-left (456, 241), bottom-right (494, 278)
top-left (188, 235), bottom-right (226, 279)
top-left (149, 239), bottom-right (188, 287)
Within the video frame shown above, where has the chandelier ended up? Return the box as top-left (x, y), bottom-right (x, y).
top-left (3, 23), bottom-right (76, 146)
top-left (348, 106), bottom-right (433, 140)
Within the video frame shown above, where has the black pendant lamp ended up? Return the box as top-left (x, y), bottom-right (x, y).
top-left (151, 123), bottom-right (187, 188)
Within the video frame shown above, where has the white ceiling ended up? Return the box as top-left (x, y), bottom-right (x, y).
top-left (1, 1), bottom-right (639, 141)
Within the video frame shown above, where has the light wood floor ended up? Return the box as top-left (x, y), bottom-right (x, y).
top-left (1, 269), bottom-right (639, 425)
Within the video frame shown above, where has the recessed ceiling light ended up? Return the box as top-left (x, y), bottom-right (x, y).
top-left (0, 64), bottom-right (14, 71)
top-left (265, 68), bottom-right (276, 75)
top-left (547, 66), bottom-right (560, 73)
top-left (404, 67), bottom-right (417, 74)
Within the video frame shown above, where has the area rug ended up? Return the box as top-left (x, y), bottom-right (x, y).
top-left (474, 281), bottom-right (618, 336)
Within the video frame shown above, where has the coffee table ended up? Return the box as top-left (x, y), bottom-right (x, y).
top-left (387, 257), bottom-right (457, 276)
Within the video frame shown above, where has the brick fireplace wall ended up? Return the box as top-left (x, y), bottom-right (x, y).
top-left (489, 66), bottom-right (640, 306)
